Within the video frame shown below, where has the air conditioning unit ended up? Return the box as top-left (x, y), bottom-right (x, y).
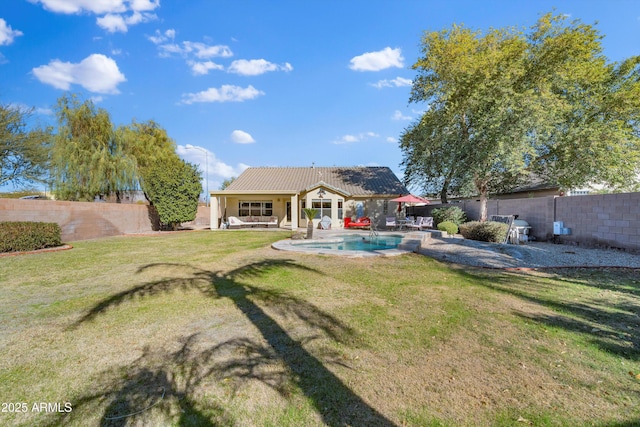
top-left (554, 221), bottom-right (571, 235)
top-left (553, 221), bottom-right (563, 235)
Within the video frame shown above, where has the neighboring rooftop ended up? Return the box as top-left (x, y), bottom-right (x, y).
top-left (219, 166), bottom-right (408, 196)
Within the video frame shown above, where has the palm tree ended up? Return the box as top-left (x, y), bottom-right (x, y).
top-left (302, 208), bottom-right (318, 239)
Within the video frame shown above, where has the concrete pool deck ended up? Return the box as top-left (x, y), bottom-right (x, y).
top-left (271, 229), bottom-right (434, 258)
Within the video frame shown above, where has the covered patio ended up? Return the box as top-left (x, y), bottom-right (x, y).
top-left (209, 166), bottom-right (410, 231)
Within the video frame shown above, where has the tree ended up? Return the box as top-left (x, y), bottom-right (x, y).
top-left (407, 23), bottom-right (535, 220)
top-left (0, 104), bottom-right (50, 188)
top-left (400, 113), bottom-right (475, 203)
top-left (219, 177), bottom-right (236, 190)
top-left (118, 119), bottom-right (178, 201)
top-left (302, 208), bottom-right (318, 239)
top-left (404, 13), bottom-right (640, 220)
top-left (142, 156), bottom-right (202, 230)
top-left (51, 95), bottom-right (137, 201)
top-left (527, 15), bottom-right (640, 191)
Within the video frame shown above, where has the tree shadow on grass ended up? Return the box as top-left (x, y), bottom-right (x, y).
top-left (466, 268), bottom-right (640, 361)
top-left (59, 259), bottom-right (396, 426)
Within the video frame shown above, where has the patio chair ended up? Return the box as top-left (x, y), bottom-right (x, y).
top-left (408, 216), bottom-right (434, 230)
top-left (385, 216), bottom-right (397, 230)
top-left (407, 216), bottom-right (422, 230)
top-left (320, 215), bottom-right (332, 230)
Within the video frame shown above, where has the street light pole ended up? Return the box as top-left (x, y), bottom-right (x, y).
top-left (185, 145), bottom-right (209, 207)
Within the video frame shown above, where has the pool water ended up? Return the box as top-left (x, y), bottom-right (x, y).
top-left (295, 234), bottom-right (403, 251)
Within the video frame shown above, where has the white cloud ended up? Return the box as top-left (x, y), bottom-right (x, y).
top-left (391, 110), bottom-right (412, 121)
top-left (36, 107), bottom-right (54, 116)
top-left (188, 60), bottom-right (224, 76)
top-left (332, 131), bottom-right (379, 145)
top-left (178, 144), bottom-right (250, 192)
top-left (97, 14), bottom-right (126, 32)
top-left (228, 59), bottom-right (293, 76)
top-left (0, 19), bottom-right (23, 46)
top-left (129, 0), bottom-right (159, 12)
top-left (156, 43), bottom-right (182, 57)
top-left (180, 85), bottom-right (264, 104)
top-left (149, 31), bottom-right (294, 80)
top-left (29, 0), bottom-right (160, 14)
top-left (30, 0), bottom-right (159, 31)
top-left (97, 11), bottom-right (156, 33)
top-left (32, 53), bottom-right (126, 94)
top-left (156, 40), bottom-right (233, 59)
top-left (147, 28), bottom-right (175, 44)
top-left (183, 41), bottom-right (233, 59)
top-left (230, 130), bottom-right (255, 144)
top-left (371, 76), bottom-right (412, 89)
top-left (29, 0), bottom-right (126, 14)
top-left (385, 137), bottom-right (397, 143)
top-left (349, 47), bottom-right (404, 72)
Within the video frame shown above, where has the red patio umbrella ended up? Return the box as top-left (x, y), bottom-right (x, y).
top-left (390, 194), bottom-right (430, 204)
top-left (391, 194), bottom-right (430, 214)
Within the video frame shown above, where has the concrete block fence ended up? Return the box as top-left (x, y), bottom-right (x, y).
top-left (2, 193), bottom-right (638, 250)
top-left (0, 199), bottom-right (210, 242)
top-left (411, 192), bottom-right (640, 251)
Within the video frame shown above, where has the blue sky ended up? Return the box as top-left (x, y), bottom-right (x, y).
top-left (2, 0), bottom-right (639, 194)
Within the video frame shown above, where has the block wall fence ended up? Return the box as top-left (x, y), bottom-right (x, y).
top-left (0, 199), bottom-right (210, 242)
top-left (412, 192), bottom-right (640, 251)
top-left (1, 194), bottom-right (638, 250)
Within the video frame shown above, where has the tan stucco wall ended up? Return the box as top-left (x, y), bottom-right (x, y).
top-left (212, 191), bottom-right (399, 229)
top-left (212, 194), bottom-right (293, 228)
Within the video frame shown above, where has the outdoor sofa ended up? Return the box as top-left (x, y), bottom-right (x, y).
top-left (344, 216), bottom-right (371, 229)
top-left (227, 216), bottom-right (278, 229)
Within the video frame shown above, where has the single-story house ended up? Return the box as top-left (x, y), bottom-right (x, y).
top-left (209, 166), bottom-right (409, 230)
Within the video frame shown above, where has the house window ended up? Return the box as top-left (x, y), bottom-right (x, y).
top-left (312, 199), bottom-right (331, 218)
top-left (239, 200), bottom-right (273, 216)
top-left (301, 200), bottom-right (306, 219)
top-left (338, 199), bottom-right (343, 219)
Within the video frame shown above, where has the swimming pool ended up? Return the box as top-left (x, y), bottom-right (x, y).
top-left (295, 234), bottom-right (404, 251)
top-left (272, 232), bottom-right (411, 257)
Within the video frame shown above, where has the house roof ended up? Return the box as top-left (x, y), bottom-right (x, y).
top-left (216, 166), bottom-right (408, 197)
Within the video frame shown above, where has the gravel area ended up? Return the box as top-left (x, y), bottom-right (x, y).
top-left (418, 236), bottom-right (640, 269)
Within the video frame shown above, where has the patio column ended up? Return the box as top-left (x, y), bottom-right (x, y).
top-left (331, 196), bottom-right (339, 228)
top-left (210, 196), bottom-right (219, 229)
top-left (291, 194), bottom-right (298, 230)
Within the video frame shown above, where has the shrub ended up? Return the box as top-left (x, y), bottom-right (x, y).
top-left (142, 157), bottom-right (202, 230)
top-left (459, 221), bottom-right (509, 243)
top-left (431, 206), bottom-right (467, 227)
top-left (437, 221), bottom-right (459, 236)
top-left (0, 222), bottom-right (62, 253)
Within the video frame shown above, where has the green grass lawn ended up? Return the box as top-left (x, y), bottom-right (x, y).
top-left (1, 230), bottom-right (639, 426)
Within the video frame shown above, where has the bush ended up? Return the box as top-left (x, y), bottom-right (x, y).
top-left (0, 222), bottom-right (62, 253)
top-left (459, 221), bottom-right (509, 243)
top-left (142, 157), bottom-right (202, 230)
top-left (437, 221), bottom-right (459, 236)
top-left (431, 206), bottom-right (467, 227)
